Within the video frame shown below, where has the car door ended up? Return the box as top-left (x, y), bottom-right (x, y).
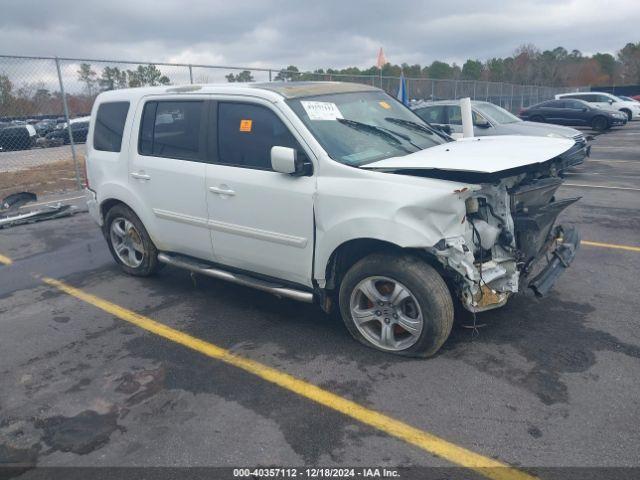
top-left (564, 100), bottom-right (589, 126)
top-left (444, 105), bottom-right (491, 136)
top-left (413, 106), bottom-right (448, 133)
top-left (205, 99), bottom-right (315, 287)
top-left (544, 100), bottom-right (568, 124)
top-left (129, 97), bottom-right (215, 261)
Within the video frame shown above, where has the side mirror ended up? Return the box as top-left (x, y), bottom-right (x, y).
top-left (581, 107), bottom-right (588, 112)
top-left (474, 117), bottom-right (491, 128)
top-left (608, 99), bottom-right (614, 104)
top-left (271, 146), bottom-right (312, 176)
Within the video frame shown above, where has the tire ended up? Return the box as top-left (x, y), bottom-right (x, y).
top-left (621, 109), bottom-right (632, 121)
top-left (338, 253), bottom-right (454, 358)
top-left (530, 115), bottom-right (545, 123)
top-left (104, 204), bottom-right (161, 276)
top-left (591, 116), bottom-right (608, 132)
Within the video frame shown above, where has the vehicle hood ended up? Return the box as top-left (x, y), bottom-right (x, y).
top-left (361, 135), bottom-right (574, 174)
top-left (500, 121), bottom-right (581, 138)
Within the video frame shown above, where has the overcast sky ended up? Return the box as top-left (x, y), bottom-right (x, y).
top-left (2, 0), bottom-right (639, 70)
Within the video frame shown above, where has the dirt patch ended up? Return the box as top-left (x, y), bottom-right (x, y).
top-left (0, 156), bottom-right (86, 197)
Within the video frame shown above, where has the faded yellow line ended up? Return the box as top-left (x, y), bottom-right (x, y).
top-left (41, 276), bottom-right (535, 480)
top-left (582, 240), bottom-right (640, 253)
top-left (0, 253), bottom-right (12, 265)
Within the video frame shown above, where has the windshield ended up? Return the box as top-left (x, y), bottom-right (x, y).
top-left (286, 91), bottom-right (447, 166)
top-left (474, 102), bottom-right (521, 125)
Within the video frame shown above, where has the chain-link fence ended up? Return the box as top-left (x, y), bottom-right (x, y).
top-left (0, 54), bottom-right (587, 197)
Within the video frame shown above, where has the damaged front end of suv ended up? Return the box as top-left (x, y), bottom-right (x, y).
top-left (363, 135), bottom-right (582, 313)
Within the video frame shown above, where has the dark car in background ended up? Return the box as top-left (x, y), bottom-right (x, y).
top-left (34, 119), bottom-right (57, 137)
top-left (43, 119), bottom-right (89, 146)
top-left (0, 124), bottom-right (37, 151)
top-left (519, 99), bottom-right (627, 131)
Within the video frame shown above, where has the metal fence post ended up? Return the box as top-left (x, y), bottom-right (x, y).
top-left (188, 65), bottom-right (193, 84)
top-left (431, 80), bottom-right (434, 100)
top-left (269, 69), bottom-right (272, 81)
top-left (510, 84), bottom-right (514, 112)
top-left (55, 57), bottom-right (82, 190)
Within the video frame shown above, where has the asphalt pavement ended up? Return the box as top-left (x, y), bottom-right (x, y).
top-left (0, 122), bottom-right (639, 480)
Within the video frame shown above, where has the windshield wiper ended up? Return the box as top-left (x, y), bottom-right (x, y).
top-left (384, 117), bottom-right (451, 141)
top-left (336, 118), bottom-right (414, 152)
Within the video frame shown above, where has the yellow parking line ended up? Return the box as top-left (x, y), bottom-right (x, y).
top-left (0, 254), bottom-right (12, 265)
top-left (41, 275), bottom-right (536, 480)
top-left (563, 183), bottom-right (640, 191)
top-left (582, 240), bottom-right (640, 253)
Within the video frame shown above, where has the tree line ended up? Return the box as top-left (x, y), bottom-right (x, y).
top-left (268, 42), bottom-right (640, 87)
top-left (2, 42), bottom-right (639, 119)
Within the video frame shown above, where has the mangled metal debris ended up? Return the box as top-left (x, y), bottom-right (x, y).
top-left (0, 192), bottom-right (78, 229)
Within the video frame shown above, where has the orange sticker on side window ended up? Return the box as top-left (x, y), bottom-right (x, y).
top-left (239, 119), bottom-right (253, 132)
top-left (379, 101), bottom-right (391, 109)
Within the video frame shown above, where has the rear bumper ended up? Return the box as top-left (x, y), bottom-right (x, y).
top-left (86, 188), bottom-right (102, 226)
top-left (528, 226), bottom-right (580, 297)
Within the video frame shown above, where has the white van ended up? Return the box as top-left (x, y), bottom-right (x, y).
top-left (555, 91), bottom-right (640, 120)
top-left (85, 82), bottom-right (580, 357)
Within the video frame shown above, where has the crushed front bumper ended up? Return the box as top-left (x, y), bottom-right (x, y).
top-left (528, 226), bottom-right (580, 296)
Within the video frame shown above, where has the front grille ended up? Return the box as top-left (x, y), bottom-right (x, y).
top-left (571, 133), bottom-right (586, 145)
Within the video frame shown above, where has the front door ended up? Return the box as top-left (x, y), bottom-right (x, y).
top-left (205, 100), bottom-right (316, 287)
top-left (129, 98), bottom-right (214, 261)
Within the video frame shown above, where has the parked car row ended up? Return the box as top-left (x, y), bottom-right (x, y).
top-left (0, 116), bottom-right (90, 151)
top-left (410, 99), bottom-right (589, 167)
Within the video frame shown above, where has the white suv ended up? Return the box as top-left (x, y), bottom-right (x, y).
top-left (555, 91), bottom-right (640, 121)
top-left (86, 82), bottom-right (580, 357)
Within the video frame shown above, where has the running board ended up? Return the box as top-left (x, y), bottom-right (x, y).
top-left (157, 253), bottom-right (314, 303)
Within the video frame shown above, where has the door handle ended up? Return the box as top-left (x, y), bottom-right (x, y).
top-left (209, 186), bottom-right (235, 196)
top-left (130, 172), bottom-right (151, 181)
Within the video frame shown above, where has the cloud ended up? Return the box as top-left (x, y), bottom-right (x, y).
top-left (1, 0), bottom-right (638, 71)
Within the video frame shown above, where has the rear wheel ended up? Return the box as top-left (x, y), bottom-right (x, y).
top-left (530, 115), bottom-right (545, 123)
top-left (105, 204), bottom-right (161, 276)
top-left (338, 253), bottom-right (454, 358)
top-left (591, 115), bottom-right (608, 131)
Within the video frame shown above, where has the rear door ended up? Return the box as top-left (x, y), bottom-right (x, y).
top-left (413, 106), bottom-right (448, 133)
top-left (542, 100), bottom-right (568, 124)
top-left (204, 98), bottom-right (315, 287)
top-left (129, 97), bottom-right (214, 261)
top-left (564, 100), bottom-right (589, 126)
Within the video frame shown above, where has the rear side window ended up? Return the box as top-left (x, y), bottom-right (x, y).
top-left (139, 100), bottom-right (204, 161)
top-left (414, 106), bottom-right (445, 124)
top-left (94, 102), bottom-right (129, 152)
top-left (217, 102), bottom-right (300, 170)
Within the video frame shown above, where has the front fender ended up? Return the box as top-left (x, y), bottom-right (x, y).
top-left (314, 172), bottom-right (470, 282)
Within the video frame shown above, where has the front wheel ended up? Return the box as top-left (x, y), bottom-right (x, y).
top-left (338, 253), bottom-right (454, 358)
top-left (591, 116), bottom-right (609, 131)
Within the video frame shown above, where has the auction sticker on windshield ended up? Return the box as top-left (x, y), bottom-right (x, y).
top-left (301, 101), bottom-right (344, 121)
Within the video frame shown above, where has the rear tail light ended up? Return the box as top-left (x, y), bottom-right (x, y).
top-left (83, 157), bottom-right (89, 189)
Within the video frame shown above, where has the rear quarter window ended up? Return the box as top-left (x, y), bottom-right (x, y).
top-left (94, 102), bottom-right (130, 152)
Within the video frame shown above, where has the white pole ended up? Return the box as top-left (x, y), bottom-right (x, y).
top-left (460, 97), bottom-right (474, 138)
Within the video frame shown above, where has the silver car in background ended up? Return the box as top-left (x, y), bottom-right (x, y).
top-left (411, 99), bottom-right (588, 146)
